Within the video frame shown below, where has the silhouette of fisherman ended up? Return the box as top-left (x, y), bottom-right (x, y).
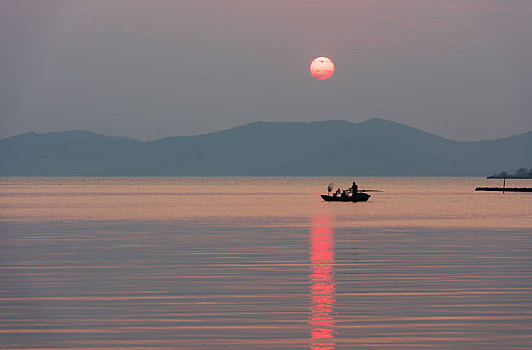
top-left (350, 181), bottom-right (358, 197)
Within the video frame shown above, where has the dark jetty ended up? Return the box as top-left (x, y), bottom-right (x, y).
top-left (475, 187), bottom-right (532, 192)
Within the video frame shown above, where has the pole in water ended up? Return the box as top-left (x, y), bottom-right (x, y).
top-left (503, 177), bottom-right (506, 194)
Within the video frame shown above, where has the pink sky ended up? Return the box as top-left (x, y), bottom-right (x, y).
top-left (1, 0), bottom-right (531, 140)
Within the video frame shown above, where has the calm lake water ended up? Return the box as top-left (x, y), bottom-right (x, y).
top-left (1, 177), bottom-right (531, 349)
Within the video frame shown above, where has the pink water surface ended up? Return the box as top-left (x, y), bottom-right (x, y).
top-left (0, 177), bottom-right (531, 349)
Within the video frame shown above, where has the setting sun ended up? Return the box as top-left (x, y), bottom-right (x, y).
top-left (310, 57), bottom-right (335, 80)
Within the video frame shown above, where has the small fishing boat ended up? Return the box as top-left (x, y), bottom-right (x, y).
top-left (321, 182), bottom-right (378, 202)
top-left (321, 192), bottom-right (371, 202)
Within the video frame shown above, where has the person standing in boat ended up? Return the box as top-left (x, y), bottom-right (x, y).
top-left (351, 181), bottom-right (358, 196)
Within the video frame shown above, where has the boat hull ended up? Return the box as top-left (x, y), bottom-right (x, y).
top-left (321, 193), bottom-right (371, 202)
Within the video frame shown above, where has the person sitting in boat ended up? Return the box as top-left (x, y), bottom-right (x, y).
top-left (336, 188), bottom-right (341, 195)
top-left (351, 181), bottom-right (358, 195)
top-left (341, 190), bottom-right (348, 199)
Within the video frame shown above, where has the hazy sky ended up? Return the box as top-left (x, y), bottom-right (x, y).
top-left (1, 0), bottom-right (531, 141)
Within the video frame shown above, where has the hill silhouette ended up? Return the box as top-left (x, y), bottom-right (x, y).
top-left (1, 118), bottom-right (530, 176)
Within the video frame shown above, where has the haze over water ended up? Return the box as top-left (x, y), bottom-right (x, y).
top-left (1, 177), bottom-right (531, 349)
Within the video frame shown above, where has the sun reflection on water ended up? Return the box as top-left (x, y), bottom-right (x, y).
top-left (310, 216), bottom-right (336, 350)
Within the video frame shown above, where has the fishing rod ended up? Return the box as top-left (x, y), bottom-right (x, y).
top-left (326, 183), bottom-right (383, 193)
top-left (346, 188), bottom-right (383, 193)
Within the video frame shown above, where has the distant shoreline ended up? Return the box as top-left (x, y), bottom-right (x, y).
top-left (1, 120), bottom-right (530, 177)
top-left (487, 176), bottom-right (532, 179)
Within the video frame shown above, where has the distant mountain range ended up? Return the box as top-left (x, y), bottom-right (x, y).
top-left (1, 118), bottom-right (530, 176)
